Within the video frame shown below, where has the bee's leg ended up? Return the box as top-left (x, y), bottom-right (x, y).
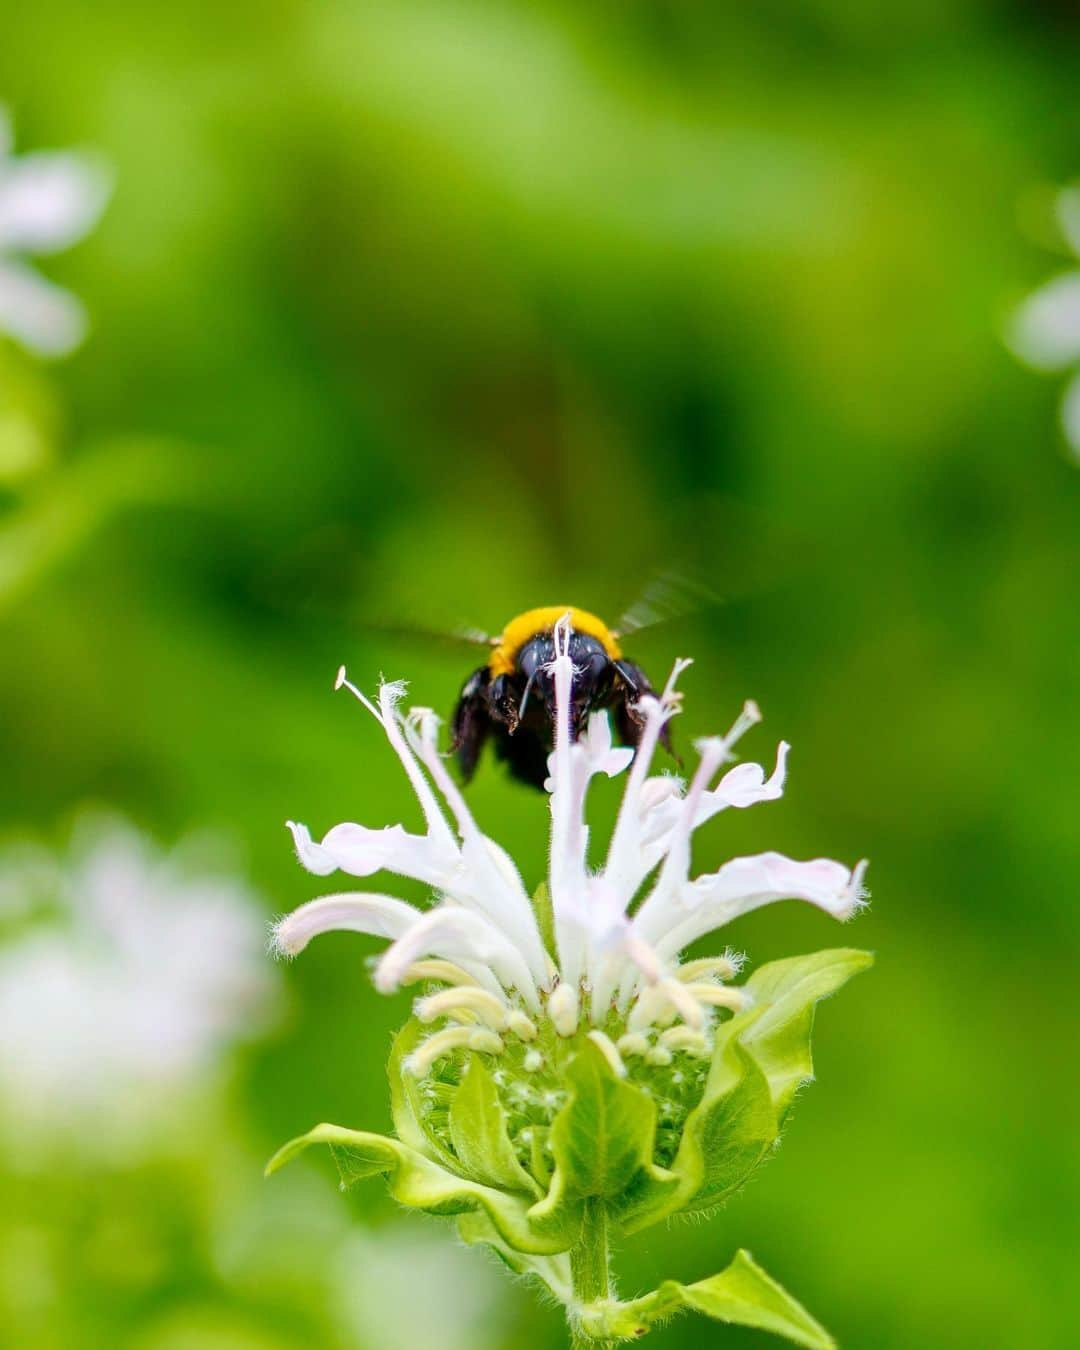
top-left (489, 674), bottom-right (520, 734)
top-left (451, 666), bottom-right (493, 783)
top-left (612, 659), bottom-right (678, 762)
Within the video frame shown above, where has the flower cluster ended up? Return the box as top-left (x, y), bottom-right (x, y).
top-left (271, 620), bottom-right (871, 1348)
top-left (0, 815), bottom-right (277, 1162)
top-left (1008, 183), bottom-right (1080, 463)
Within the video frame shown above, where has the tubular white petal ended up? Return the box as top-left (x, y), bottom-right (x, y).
top-left (601, 658), bottom-right (692, 902)
top-left (658, 1026), bottom-right (710, 1056)
top-left (287, 819), bottom-right (457, 890)
top-left (336, 672), bottom-right (458, 853)
top-left (271, 892), bottom-right (422, 957)
top-left (406, 1025), bottom-right (503, 1076)
top-left (416, 986), bottom-right (509, 1029)
top-left (547, 619), bottom-right (589, 989)
top-left (642, 852), bottom-right (869, 964)
top-left (374, 905), bottom-right (540, 1007)
top-left (407, 708), bottom-right (550, 986)
top-left (587, 1030), bottom-right (627, 1077)
top-left (547, 981), bottom-right (579, 1037)
top-left (675, 954), bottom-right (742, 983)
top-left (400, 959), bottom-right (481, 988)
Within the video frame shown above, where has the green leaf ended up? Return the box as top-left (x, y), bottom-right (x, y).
top-left (578, 1249), bottom-right (835, 1349)
top-left (740, 948), bottom-right (873, 1122)
top-left (387, 1019), bottom-right (438, 1157)
top-left (456, 1209), bottom-right (572, 1304)
top-left (530, 1039), bottom-right (678, 1233)
top-left (266, 1122), bottom-right (570, 1255)
top-left (450, 1057), bottom-right (541, 1196)
top-left (621, 1012), bottom-right (776, 1231)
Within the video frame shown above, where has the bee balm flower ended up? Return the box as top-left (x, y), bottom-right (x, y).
top-left (270, 618), bottom-right (872, 1349)
top-left (0, 106), bottom-right (111, 356)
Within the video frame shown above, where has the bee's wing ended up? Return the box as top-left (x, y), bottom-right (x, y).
top-left (613, 570), bottom-right (724, 640)
top-left (357, 619), bottom-right (496, 651)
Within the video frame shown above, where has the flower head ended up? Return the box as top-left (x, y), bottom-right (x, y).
top-left (275, 619), bottom-right (866, 1092)
top-left (0, 106), bottom-right (111, 356)
top-left (270, 625), bottom-right (872, 1348)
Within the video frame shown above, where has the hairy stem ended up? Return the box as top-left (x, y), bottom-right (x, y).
top-left (570, 1197), bottom-right (613, 1348)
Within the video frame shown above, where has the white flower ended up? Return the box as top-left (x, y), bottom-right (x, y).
top-left (1008, 184), bottom-right (1080, 462)
top-left (275, 618), bottom-right (867, 1075)
top-left (0, 105), bottom-right (111, 356)
top-left (0, 815), bottom-right (277, 1159)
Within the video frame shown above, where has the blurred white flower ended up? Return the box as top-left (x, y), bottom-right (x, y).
top-left (1008, 184), bottom-right (1080, 462)
top-left (0, 815), bottom-right (277, 1159)
top-left (335, 1219), bottom-right (509, 1350)
top-left (0, 105), bottom-right (111, 357)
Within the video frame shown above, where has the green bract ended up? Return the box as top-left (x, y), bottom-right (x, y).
top-left (269, 944), bottom-right (871, 1346)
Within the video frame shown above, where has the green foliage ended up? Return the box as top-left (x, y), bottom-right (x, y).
top-left (578, 1249), bottom-right (835, 1348)
top-left (450, 1058), bottom-right (542, 1196)
top-left (265, 1122), bottom-right (570, 1255)
top-left (268, 950), bottom-right (871, 1344)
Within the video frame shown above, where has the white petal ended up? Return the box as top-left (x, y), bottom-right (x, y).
top-left (1062, 369), bottom-right (1080, 463)
top-left (375, 905), bottom-right (539, 1007)
top-left (581, 712), bottom-right (634, 778)
top-left (638, 851), bottom-right (868, 962)
top-left (699, 741), bottom-right (789, 817)
top-left (287, 819), bottom-right (457, 890)
top-left (271, 892), bottom-right (421, 956)
top-left (1008, 272), bottom-right (1080, 370)
top-left (0, 151), bottom-right (111, 254)
top-left (0, 258), bottom-right (87, 356)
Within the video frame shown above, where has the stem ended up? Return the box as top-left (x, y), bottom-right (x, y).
top-left (570, 1197), bottom-right (613, 1348)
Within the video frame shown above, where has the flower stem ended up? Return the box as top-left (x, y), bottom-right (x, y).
top-left (570, 1197), bottom-right (612, 1348)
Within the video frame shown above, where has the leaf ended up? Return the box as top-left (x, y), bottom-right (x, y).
top-left (450, 1057), bottom-right (541, 1196)
top-left (621, 1012), bottom-right (776, 1231)
top-left (740, 948), bottom-right (873, 1122)
top-left (530, 1039), bottom-right (678, 1233)
top-left (578, 1249), bottom-right (835, 1349)
top-left (387, 1019), bottom-right (437, 1157)
top-left (456, 1209), bottom-right (572, 1304)
top-left (265, 1122), bottom-right (571, 1255)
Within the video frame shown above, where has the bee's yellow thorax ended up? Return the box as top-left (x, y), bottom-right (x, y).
top-left (488, 606), bottom-right (622, 678)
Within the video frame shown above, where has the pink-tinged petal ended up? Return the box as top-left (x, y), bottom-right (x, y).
top-left (0, 152), bottom-right (111, 254)
top-left (271, 892), bottom-right (422, 957)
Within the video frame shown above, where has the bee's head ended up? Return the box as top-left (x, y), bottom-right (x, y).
top-left (516, 631), bottom-right (611, 734)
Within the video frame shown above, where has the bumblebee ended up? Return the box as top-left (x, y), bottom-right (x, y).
top-left (451, 606), bottom-right (671, 790)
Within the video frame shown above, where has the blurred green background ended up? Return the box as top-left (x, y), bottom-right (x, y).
top-left (1, 1), bottom-right (1079, 1347)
